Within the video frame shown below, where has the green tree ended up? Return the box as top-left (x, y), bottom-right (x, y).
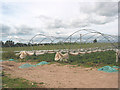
top-left (93, 39), bottom-right (97, 43)
top-left (4, 40), bottom-right (14, 47)
top-left (0, 41), bottom-right (4, 47)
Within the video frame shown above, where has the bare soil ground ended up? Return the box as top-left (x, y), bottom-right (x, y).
top-left (2, 61), bottom-right (118, 88)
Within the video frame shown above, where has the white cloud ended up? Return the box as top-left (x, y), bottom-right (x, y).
top-left (1, 1), bottom-right (118, 42)
top-left (79, 2), bottom-right (118, 24)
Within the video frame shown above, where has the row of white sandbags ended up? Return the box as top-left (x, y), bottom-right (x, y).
top-left (15, 49), bottom-right (119, 62)
top-left (69, 49), bottom-right (115, 56)
top-left (55, 49), bottom-right (119, 62)
top-left (15, 50), bottom-right (56, 59)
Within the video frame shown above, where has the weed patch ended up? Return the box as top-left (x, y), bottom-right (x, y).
top-left (2, 72), bottom-right (38, 88)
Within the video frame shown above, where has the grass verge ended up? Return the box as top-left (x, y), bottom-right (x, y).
top-left (2, 72), bottom-right (39, 88)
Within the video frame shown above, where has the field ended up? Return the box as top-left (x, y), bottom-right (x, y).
top-left (2, 42), bottom-right (117, 51)
top-left (1, 42), bottom-right (119, 88)
top-left (2, 61), bottom-right (118, 88)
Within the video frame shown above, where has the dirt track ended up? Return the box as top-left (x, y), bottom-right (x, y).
top-left (2, 61), bottom-right (118, 88)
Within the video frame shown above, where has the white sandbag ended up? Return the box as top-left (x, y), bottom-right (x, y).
top-left (116, 49), bottom-right (120, 62)
top-left (27, 52), bottom-right (34, 56)
top-left (15, 53), bottom-right (20, 56)
top-left (86, 51), bottom-right (92, 54)
top-left (97, 49), bottom-right (102, 52)
top-left (35, 52), bottom-right (45, 55)
top-left (47, 51), bottom-right (55, 54)
top-left (92, 50), bottom-right (98, 53)
top-left (79, 52), bottom-right (86, 54)
top-left (106, 49), bottom-right (110, 51)
top-left (61, 53), bottom-right (69, 61)
top-left (69, 52), bottom-right (79, 56)
top-left (55, 52), bottom-right (69, 61)
top-left (19, 51), bottom-right (34, 59)
top-left (55, 52), bottom-right (63, 61)
top-left (19, 51), bottom-right (28, 59)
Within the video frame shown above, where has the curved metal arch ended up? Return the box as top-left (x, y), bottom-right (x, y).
top-left (49, 36), bottom-right (68, 50)
top-left (25, 29), bottom-right (118, 52)
top-left (84, 33), bottom-right (117, 43)
top-left (28, 34), bottom-right (54, 51)
top-left (62, 29), bottom-right (118, 49)
top-left (28, 34), bottom-right (53, 44)
top-left (64, 30), bottom-right (117, 44)
top-left (61, 29), bottom-right (101, 51)
top-left (68, 34), bottom-right (103, 51)
top-left (102, 34), bottom-right (118, 42)
top-left (63, 29), bottom-right (100, 42)
top-left (73, 33), bottom-right (99, 43)
top-left (28, 34), bottom-right (68, 51)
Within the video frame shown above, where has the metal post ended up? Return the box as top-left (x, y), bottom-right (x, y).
top-left (80, 34), bottom-right (82, 44)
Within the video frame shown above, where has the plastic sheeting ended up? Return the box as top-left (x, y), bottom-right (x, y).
top-left (112, 66), bottom-right (120, 68)
top-left (0, 59), bottom-right (15, 62)
top-left (98, 66), bottom-right (118, 73)
top-left (19, 63), bottom-right (36, 68)
top-left (19, 61), bottom-right (49, 68)
top-left (36, 61), bottom-right (49, 65)
top-left (9, 59), bottom-right (14, 61)
top-left (0, 60), bottom-right (3, 62)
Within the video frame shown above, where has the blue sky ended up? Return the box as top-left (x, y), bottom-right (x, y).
top-left (0, 0), bottom-right (119, 43)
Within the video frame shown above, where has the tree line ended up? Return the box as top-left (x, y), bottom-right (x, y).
top-left (0, 40), bottom-right (52, 47)
top-left (0, 39), bottom-right (97, 47)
